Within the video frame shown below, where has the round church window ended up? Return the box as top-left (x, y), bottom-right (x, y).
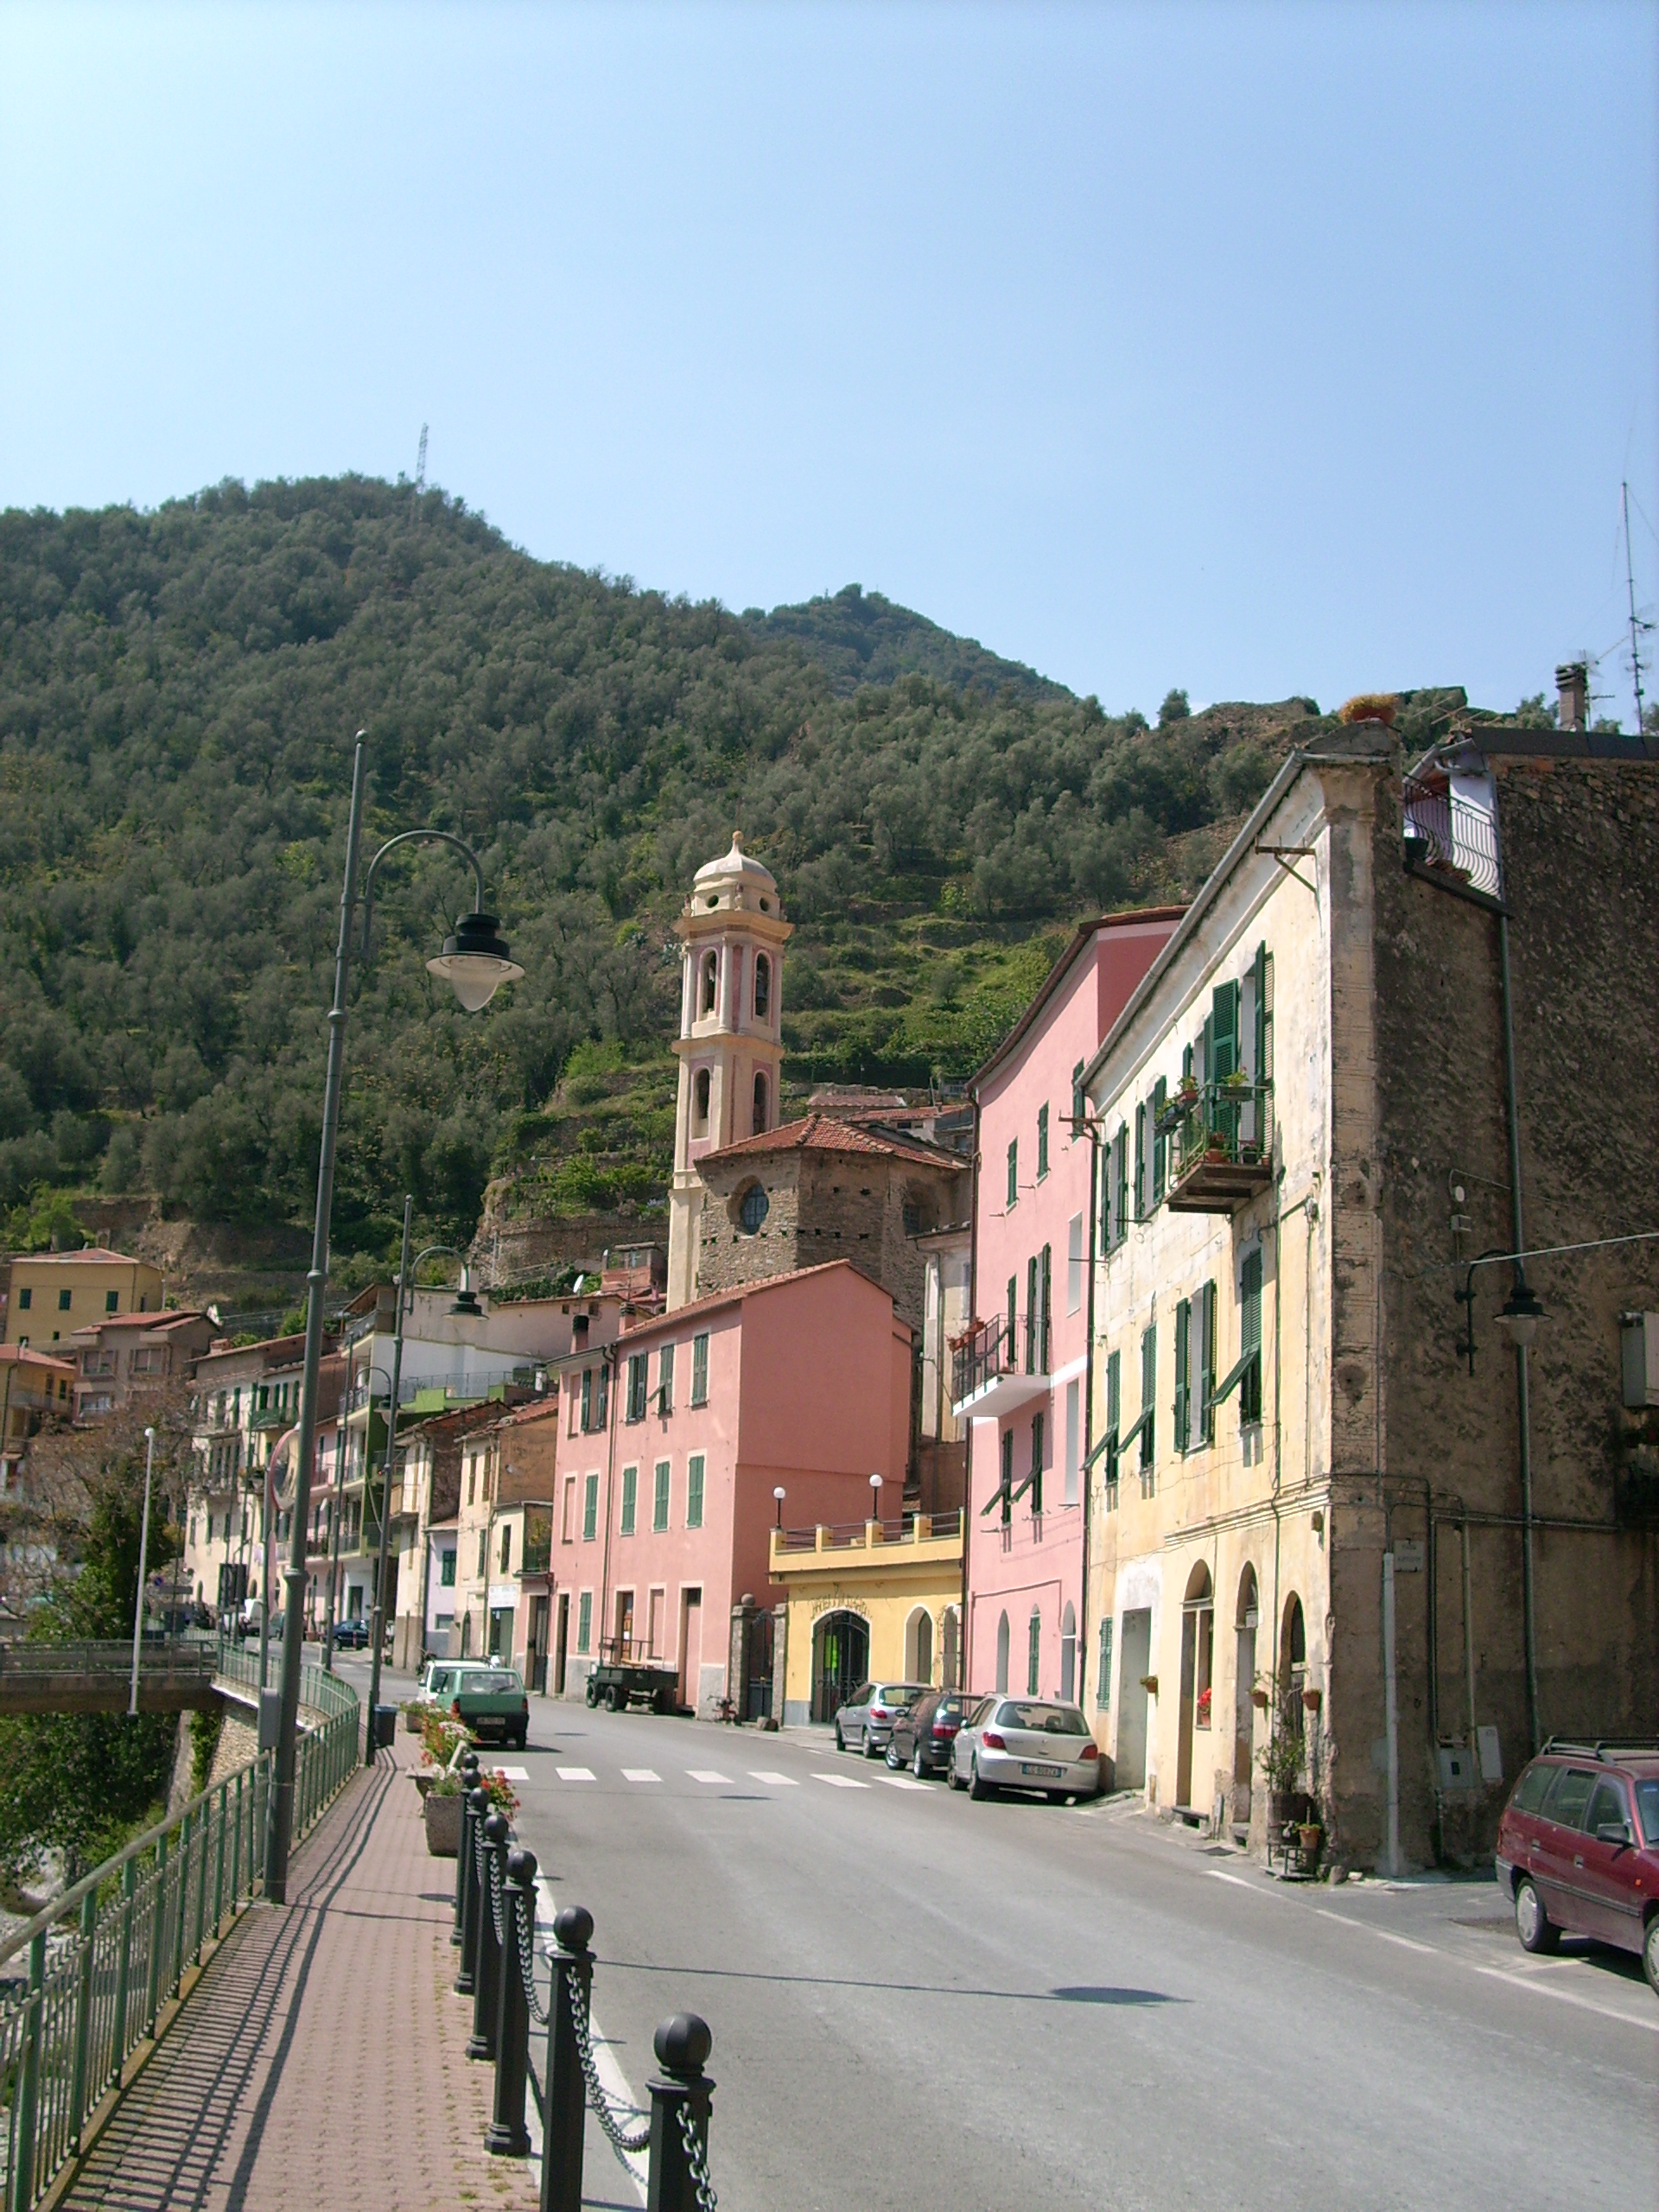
top-left (739, 1183), bottom-right (769, 1235)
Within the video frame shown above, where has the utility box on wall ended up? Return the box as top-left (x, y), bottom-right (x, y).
top-left (1620, 1313), bottom-right (1659, 1409)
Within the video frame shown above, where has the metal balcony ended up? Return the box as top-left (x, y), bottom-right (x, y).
top-left (950, 1313), bottom-right (1051, 1417)
top-left (1162, 1080), bottom-right (1274, 1213)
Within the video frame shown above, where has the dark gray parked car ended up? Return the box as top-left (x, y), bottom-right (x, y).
top-left (834, 1680), bottom-right (930, 1758)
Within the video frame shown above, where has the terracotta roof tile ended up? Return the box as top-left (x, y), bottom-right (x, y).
top-left (703, 1113), bottom-right (958, 1167)
top-left (618, 1257), bottom-right (898, 1340)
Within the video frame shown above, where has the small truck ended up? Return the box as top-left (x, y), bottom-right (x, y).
top-left (585, 1636), bottom-right (681, 1714)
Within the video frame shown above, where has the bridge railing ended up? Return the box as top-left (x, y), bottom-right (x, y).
top-left (0, 1641), bottom-right (219, 1683)
top-left (0, 1659), bottom-right (359, 2210)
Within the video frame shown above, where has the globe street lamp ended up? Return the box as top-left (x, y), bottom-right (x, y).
top-left (266, 733), bottom-right (523, 1903)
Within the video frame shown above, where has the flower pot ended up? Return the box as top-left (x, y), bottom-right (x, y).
top-left (404, 1703), bottom-right (426, 1734)
top-left (1298, 1822), bottom-right (1324, 1859)
top-left (1301, 1688), bottom-right (1322, 1713)
top-left (423, 1790), bottom-right (463, 1858)
top-left (412, 1771), bottom-right (434, 1799)
top-left (1140, 1675), bottom-right (1159, 1695)
top-left (1249, 1688), bottom-right (1270, 1711)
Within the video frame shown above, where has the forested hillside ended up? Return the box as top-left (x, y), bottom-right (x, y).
top-left (0, 474), bottom-right (1434, 1271)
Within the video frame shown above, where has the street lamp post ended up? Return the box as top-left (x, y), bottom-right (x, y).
top-left (128, 1426), bottom-right (156, 1719)
top-left (364, 1196), bottom-right (413, 1763)
top-left (265, 732), bottom-right (523, 1904)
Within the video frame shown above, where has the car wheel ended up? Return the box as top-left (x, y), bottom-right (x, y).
top-left (835, 1719), bottom-right (846, 1752)
top-left (513, 1727), bottom-right (528, 1751)
top-left (1515, 1877), bottom-right (1560, 1955)
top-left (863, 1732), bottom-right (882, 1759)
top-left (584, 1678), bottom-right (599, 1707)
top-left (885, 1742), bottom-right (901, 1770)
top-left (948, 1757), bottom-right (965, 1790)
top-left (1643, 1913), bottom-right (1659, 1997)
top-left (912, 1744), bottom-right (927, 1780)
top-left (969, 1756), bottom-right (996, 1802)
top-left (1046, 1791), bottom-right (1069, 1806)
top-left (607, 1684), bottom-right (626, 1713)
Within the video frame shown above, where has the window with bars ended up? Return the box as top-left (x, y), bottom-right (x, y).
top-left (653, 1459), bottom-right (671, 1531)
top-left (620, 1465), bottom-right (638, 1535)
top-left (686, 1453), bottom-right (705, 1529)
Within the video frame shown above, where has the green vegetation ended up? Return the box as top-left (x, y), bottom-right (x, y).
top-left (0, 473), bottom-right (1435, 1258)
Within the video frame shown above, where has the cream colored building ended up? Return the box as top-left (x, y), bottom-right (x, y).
top-left (5, 1248), bottom-right (163, 1347)
top-left (769, 1514), bottom-right (963, 1727)
top-left (1081, 714), bottom-right (1659, 1872)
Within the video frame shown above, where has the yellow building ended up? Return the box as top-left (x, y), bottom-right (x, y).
top-left (5, 1249), bottom-right (164, 1347)
top-left (769, 1513), bottom-right (963, 1726)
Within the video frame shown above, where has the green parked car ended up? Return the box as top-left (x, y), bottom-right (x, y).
top-left (448, 1663), bottom-right (531, 1749)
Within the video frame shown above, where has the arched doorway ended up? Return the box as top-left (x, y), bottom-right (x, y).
top-left (905, 1606), bottom-right (934, 1684)
top-left (1059, 1602), bottom-right (1077, 1703)
top-left (1279, 1594), bottom-right (1306, 1732)
top-left (1176, 1561), bottom-right (1214, 1811)
top-left (995, 1611), bottom-right (1010, 1694)
top-left (941, 1606), bottom-right (960, 1689)
top-left (1233, 1565), bottom-right (1259, 1831)
top-left (812, 1610), bottom-right (869, 1723)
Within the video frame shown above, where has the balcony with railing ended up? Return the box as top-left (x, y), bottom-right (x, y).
top-left (1402, 763), bottom-right (1503, 902)
top-left (1160, 1078), bottom-right (1274, 1213)
top-left (950, 1312), bottom-right (1050, 1416)
top-left (769, 1510), bottom-right (964, 1577)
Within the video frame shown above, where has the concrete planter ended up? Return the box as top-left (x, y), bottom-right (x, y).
top-left (423, 1790), bottom-right (463, 1857)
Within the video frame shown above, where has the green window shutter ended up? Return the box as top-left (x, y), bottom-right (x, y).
top-left (1201, 1014), bottom-right (1213, 1086)
top-left (1006, 1275), bottom-right (1017, 1349)
top-left (691, 1332), bottom-right (709, 1406)
top-left (1134, 1104), bottom-right (1147, 1219)
top-left (1140, 1324), bottom-right (1157, 1477)
top-left (653, 1460), bottom-right (671, 1530)
top-left (620, 1465), bottom-right (637, 1535)
top-left (576, 1591), bottom-right (592, 1652)
top-left (1173, 1298), bottom-right (1190, 1451)
top-left (1071, 1059), bottom-right (1085, 1127)
top-left (582, 1475), bottom-right (598, 1542)
top-left (1096, 1615), bottom-right (1114, 1707)
top-left (686, 1454), bottom-right (705, 1529)
top-left (1037, 1103), bottom-right (1049, 1179)
top-left (1182, 1041), bottom-right (1193, 1085)
top-left (1254, 942), bottom-right (1271, 1083)
top-left (1152, 1077), bottom-right (1168, 1201)
top-left (1211, 979), bottom-right (1239, 1083)
top-left (1007, 1141), bottom-right (1018, 1209)
top-left (1241, 1249), bottom-right (1263, 1423)
top-left (1000, 1429), bottom-right (1014, 1524)
top-left (1026, 1255), bottom-right (1038, 1371)
top-left (1114, 1127), bottom-right (1128, 1246)
top-left (1200, 1281), bottom-right (1217, 1442)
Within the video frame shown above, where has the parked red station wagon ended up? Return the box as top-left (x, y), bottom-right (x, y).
top-left (1494, 1739), bottom-right (1659, 1995)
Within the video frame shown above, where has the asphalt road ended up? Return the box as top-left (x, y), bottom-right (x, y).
top-left (338, 1666), bottom-right (1657, 2211)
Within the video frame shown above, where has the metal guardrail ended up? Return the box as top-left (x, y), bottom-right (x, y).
top-left (0, 1642), bottom-right (217, 1683)
top-left (0, 1655), bottom-right (359, 2210)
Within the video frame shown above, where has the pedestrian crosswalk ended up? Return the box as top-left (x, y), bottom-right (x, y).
top-left (524, 1763), bottom-right (943, 1796)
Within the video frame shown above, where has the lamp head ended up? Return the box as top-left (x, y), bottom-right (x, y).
top-left (426, 912), bottom-right (524, 1012)
top-left (448, 1267), bottom-right (485, 1332)
top-left (772, 1485), bottom-right (785, 1503)
top-left (1495, 1281), bottom-right (1547, 1350)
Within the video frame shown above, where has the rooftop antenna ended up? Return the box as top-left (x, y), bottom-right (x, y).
top-left (1622, 481), bottom-right (1649, 736)
top-left (415, 423), bottom-right (429, 493)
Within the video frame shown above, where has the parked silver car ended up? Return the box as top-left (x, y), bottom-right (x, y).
top-left (834, 1680), bottom-right (931, 1758)
top-left (949, 1696), bottom-right (1103, 1802)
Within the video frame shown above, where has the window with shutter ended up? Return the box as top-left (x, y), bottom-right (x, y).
top-left (1039, 1245), bottom-right (1052, 1369)
top-left (999, 1428), bottom-right (1014, 1526)
top-left (1007, 1140), bottom-right (1018, 1210)
top-left (1113, 1126), bottom-right (1128, 1246)
top-left (1240, 1249), bottom-right (1263, 1423)
top-left (1104, 1350), bottom-right (1121, 1509)
top-left (1152, 1077), bottom-right (1168, 1201)
top-left (686, 1453), bottom-right (705, 1529)
top-left (1199, 1281), bottom-right (1217, 1443)
top-left (620, 1465), bottom-right (637, 1535)
top-left (1071, 1058), bottom-right (1084, 1128)
top-left (1134, 1104), bottom-right (1147, 1220)
top-left (1026, 1255), bottom-right (1039, 1372)
top-left (1037, 1103), bottom-right (1049, 1179)
top-left (1096, 1615), bottom-right (1114, 1707)
top-left (1173, 1298), bottom-right (1191, 1451)
top-left (653, 1460), bottom-right (671, 1530)
top-left (1140, 1323), bottom-right (1157, 1493)
top-left (1211, 979), bottom-right (1239, 1083)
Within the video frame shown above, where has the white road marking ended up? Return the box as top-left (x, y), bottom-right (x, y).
top-left (491, 1765), bottom-right (530, 1781)
top-left (813, 1773), bottom-right (869, 1789)
top-left (621, 1768), bottom-right (661, 1783)
top-left (1474, 1965), bottom-right (1659, 2032)
top-left (881, 1776), bottom-right (931, 1791)
top-left (555, 1765), bottom-right (595, 1782)
top-left (1208, 1869), bottom-right (1259, 1890)
top-left (748, 1770), bottom-right (798, 1785)
top-left (687, 1769), bottom-right (734, 1785)
top-left (1316, 1909), bottom-right (1438, 1955)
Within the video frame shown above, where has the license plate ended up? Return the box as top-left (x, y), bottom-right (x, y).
top-left (1021, 1763), bottom-right (1065, 1779)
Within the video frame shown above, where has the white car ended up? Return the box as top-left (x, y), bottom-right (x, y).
top-left (950, 1696), bottom-right (1103, 1802)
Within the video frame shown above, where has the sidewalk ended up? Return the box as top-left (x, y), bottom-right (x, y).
top-left (57, 1740), bottom-right (538, 2212)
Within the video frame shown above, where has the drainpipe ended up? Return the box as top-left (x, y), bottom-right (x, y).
top-left (1461, 1516), bottom-right (1478, 1757)
top-left (1382, 1548), bottom-right (1402, 1876)
top-left (1496, 912), bottom-right (1541, 1754)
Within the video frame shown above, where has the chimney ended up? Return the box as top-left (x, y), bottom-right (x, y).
top-left (1554, 661), bottom-right (1587, 733)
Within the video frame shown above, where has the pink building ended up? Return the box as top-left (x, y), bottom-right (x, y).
top-left (550, 1259), bottom-right (911, 1717)
top-left (960, 911), bottom-right (1182, 1705)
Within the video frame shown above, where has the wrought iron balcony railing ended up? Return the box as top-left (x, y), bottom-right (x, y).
top-left (950, 1311), bottom-right (1050, 1407)
top-left (1160, 1078), bottom-right (1274, 1213)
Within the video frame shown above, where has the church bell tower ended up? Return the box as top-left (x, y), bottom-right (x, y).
top-left (666, 835), bottom-right (791, 1311)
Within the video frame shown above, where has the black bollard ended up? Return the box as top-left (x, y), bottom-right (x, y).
top-left (645, 2012), bottom-right (715, 2212)
top-left (467, 1808), bottom-right (509, 2061)
top-left (452, 1751), bottom-right (481, 1948)
top-left (486, 1846), bottom-right (537, 2157)
top-left (455, 1783), bottom-right (492, 1998)
top-left (541, 1906), bottom-right (594, 2212)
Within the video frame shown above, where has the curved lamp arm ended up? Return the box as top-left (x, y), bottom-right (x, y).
top-left (360, 828), bottom-right (486, 957)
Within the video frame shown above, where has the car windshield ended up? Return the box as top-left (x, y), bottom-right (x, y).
top-left (459, 1669), bottom-right (520, 1694)
top-left (996, 1701), bottom-right (1090, 1735)
top-left (1636, 1777), bottom-right (1659, 1845)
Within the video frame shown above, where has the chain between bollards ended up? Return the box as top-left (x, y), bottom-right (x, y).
top-left (451, 1750), bottom-right (480, 1950)
top-left (467, 1808), bottom-right (509, 2061)
top-left (486, 1845), bottom-right (537, 2158)
top-left (454, 1782), bottom-right (490, 1999)
top-left (540, 1905), bottom-right (594, 2212)
top-left (646, 2012), bottom-right (716, 2212)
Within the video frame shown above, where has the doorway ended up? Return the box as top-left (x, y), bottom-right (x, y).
top-left (1116, 1607), bottom-right (1152, 1789)
top-left (1233, 1566), bottom-right (1258, 1828)
top-left (528, 1594), bottom-right (549, 1694)
top-left (1176, 1564), bottom-right (1213, 1811)
top-left (905, 1607), bottom-right (933, 1684)
top-left (812, 1610), bottom-right (869, 1722)
top-left (678, 1587), bottom-right (702, 1710)
top-left (1059, 1602), bottom-right (1077, 1703)
top-left (554, 1591), bottom-right (569, 1696)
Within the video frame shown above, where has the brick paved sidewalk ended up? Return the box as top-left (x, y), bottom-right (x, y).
top-left (58, 1742), bottom-right (539, 2212)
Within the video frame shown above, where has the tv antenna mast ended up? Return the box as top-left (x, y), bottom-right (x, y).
top-left (415, 423), bottom-right (429, 493)
top-left (1621, 480), bottom-right (1649, 736)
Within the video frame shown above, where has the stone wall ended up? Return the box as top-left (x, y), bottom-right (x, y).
top-left (1370, 748), bottom-right (1659, 1859)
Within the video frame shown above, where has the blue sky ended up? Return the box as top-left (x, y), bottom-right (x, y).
top-left (2, 1), bottom-right (1655, 721)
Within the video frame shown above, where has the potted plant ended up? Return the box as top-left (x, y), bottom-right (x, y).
top-left (1297, 1820), bottom-right (1324, 1865)
top-left (421, 1761), bottom-right (519, 1857)
top-left (1195, 1685), bottom-right (1212, 1730)
top-left (1257, 1700), bottom-right (1307, 1829)
top-left (1302, 1686), bottom-right (1322, 1715)
top-left (1249, 1685), bottom-right (1270, 1712)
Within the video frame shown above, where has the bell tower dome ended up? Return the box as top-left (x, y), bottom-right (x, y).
top-left (666, 834), bottom-right (792, 1311)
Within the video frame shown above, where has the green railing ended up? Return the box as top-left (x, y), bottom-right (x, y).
top-left (0, 1656), bottom-right (359, 2210)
